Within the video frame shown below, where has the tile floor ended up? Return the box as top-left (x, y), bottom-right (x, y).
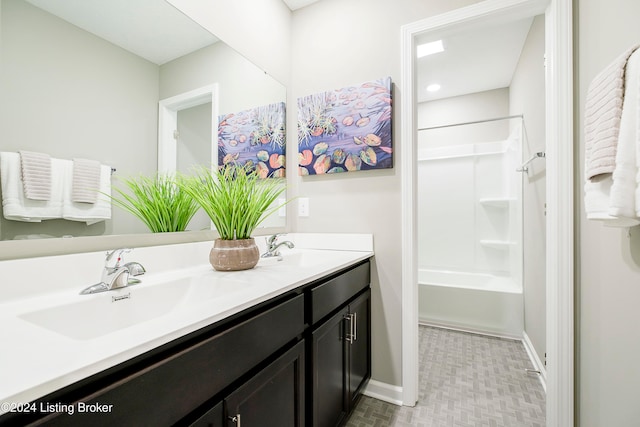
top-left (345, 326), bottom-right (545, 427)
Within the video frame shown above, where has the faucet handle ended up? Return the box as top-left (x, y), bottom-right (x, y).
top-left (105, 248), bottom-right (131, 268)
top-left (124, 262), bottom-right (146, 276)
top-left (267, 233), bottom-right (284, 245)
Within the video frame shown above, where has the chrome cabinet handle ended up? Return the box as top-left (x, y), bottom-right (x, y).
top-left (229, 414), bottom-right (241, 426)
top-left (352, 312), bottom-right (357, 342)
top-left (345, 313), bottom-right (355, 344)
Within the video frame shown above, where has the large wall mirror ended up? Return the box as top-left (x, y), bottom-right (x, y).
top-left (0, 0), bottom-right (286, 248)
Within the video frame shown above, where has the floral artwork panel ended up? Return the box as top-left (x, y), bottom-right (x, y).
top-left (218, 102), bottom-right (286, 178)
top-left (297, 77), bottom-right (392, 175)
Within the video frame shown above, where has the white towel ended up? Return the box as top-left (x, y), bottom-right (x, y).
top-left (19, 150), bottom-right (51, 201)
top-left (584, 45), bottom-right (639, 180)
top-left (584, 47), bottom-right (640, 226)
top-left (608, 49), bottom-right (640, 225)
top-left (585, 175), bottom-right (640, 226)
top-left (0, 152), bottom-right (64, 222)
top-left (62, 164), bottom-right (111, 224)
top-left (72, 158), bottom-right (101, 203)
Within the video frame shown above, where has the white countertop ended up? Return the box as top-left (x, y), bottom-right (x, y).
top-left (0, 234), bottom-right (373, 413)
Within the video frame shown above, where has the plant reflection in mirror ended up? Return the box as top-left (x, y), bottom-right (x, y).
top-left (179, 163), bottom-right (287, 240)
top-left (108, 174), bottom-right (200, 233)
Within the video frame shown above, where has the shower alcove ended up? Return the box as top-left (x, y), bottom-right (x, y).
top-left (417, 117), bottom-right (524, 338)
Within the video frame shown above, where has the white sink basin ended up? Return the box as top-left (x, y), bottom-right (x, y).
top-left (16, 250), bottom-right (357, 341)
top-left (19, 279), bottom-right (192, 340)
top-left (18, 273), bottom-right (254, 341)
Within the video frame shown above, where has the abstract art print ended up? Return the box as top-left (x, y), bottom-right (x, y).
top-left (218, 101), bottom-right (286, 178)
top-left (297, 76), bottom-right (392, 175)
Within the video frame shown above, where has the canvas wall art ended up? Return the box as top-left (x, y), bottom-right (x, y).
top-left (218, 101), bottom-right (286, 178)
top-left (297, 76), bottom-right (392, 175)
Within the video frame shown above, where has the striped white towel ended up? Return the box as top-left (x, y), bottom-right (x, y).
top-left (19, 150), bottom-right (51, 201)
top-left (584, 45), bottom-right (639, 180)
top-left (63, 164), bottom-right (112, 224)
top-left (72, 158), bottom-right (101, 203)
top-left (1, 152), bottom-right (64, 222)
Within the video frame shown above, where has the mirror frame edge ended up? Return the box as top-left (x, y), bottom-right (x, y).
top-left (0, 224), bottom-right (288, 261)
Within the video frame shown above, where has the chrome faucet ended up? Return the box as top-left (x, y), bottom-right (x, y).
top-left (80, 248), bottom-right (146, 295)
top-left (261, 234), bottom-right (295, 259)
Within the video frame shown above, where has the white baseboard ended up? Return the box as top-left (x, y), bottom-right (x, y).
top-left (363, 379), bottom-right (404, 406)
top-left (522, 331), bottom-right (547, 392)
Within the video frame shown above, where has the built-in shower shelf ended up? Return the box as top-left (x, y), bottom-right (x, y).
top-left (479, 240), bottom-right (516, 249)
top-left (479, 197), bottom-right (515, 208)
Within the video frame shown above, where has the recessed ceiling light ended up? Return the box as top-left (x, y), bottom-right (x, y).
top-left (426, 84), bottom-right (441, 92)
top-left (417, 40), bottom-right (444, 58)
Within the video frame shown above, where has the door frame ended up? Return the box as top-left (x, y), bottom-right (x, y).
top-left (399, 0), bottom-right (573, 426)
top-left (157, 84), bottom-right (219, 174)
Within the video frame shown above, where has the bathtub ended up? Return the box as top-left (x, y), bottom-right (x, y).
top-left (418, 269), bottom-right (523, 338)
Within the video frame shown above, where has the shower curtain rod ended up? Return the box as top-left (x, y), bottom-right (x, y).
top-left (418, 114), bottom-right (523, 131)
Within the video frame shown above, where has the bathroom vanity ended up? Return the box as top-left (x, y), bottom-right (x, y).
top-left (0, 235), bottom-right (373, 427)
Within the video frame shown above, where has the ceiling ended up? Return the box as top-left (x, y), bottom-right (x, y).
top-left (282, 0), bottom-right (322, 10)
top-left (26, 0), bottom-right (533, 103)
top-left (416, 17), bottom-right (534, 103)
top-left (25, 0), bottom-right (218, 65)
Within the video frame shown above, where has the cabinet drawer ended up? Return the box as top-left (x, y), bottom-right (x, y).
top-left (36, 294), bottom-right (305, 427)
top-left (310, 261), bottom-right (370, 325)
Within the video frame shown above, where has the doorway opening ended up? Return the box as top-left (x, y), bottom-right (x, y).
top-left (400, 1), bottom-right (574, 426)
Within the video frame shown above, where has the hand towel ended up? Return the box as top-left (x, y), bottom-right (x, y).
top-left (0, 152), bottom-right (64, 222)
top-left (19, 150), bottom-right (51, 201)
top-left (62, 164), bottom-right (112, 224)
top-left (72, 158), bottom-right (101, 203)
top-left (608, 49), bottom-right (640, 225)
top-left (584, 45), bottom-right (639, 180)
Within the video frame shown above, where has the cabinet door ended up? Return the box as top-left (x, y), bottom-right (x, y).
top-left (190, 401), bottom-right (224, 427)
top-left (225, 341), bottom-right (305, 427)
top-left (311, 307), bottom-right (349, 427)
top-left (347, 289), bottom-right (371, 406)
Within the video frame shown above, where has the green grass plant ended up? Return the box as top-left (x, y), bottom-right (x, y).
top-left (109, 173), bottom-right (200, 233)
top-left (179, 164), bottom-right (286, 240)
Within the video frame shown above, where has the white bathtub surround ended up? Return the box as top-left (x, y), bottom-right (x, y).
top-left (417, 122), bottom-right (524, 340)
top-left (0, 233), bottom-right (373, 410)
top-left (418, 128), bottom-right (523, 279)
top-left (418, 270), bottom-right (523, 339)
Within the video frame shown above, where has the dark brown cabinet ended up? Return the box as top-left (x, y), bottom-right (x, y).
top-left (192, 340), bottom-right (305, 427)
top-left (311, 307), bottom-right (350, 427)
top-left (346, 290), bottom-right (371, 409)
top-left (0, 260), bottom-right (371, 427)
top-left (224, 340), bottom-right (305, 427)
top-left (310, 262), bottom-right (371, 427)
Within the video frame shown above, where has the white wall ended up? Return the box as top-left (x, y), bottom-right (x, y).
top-left (508, 14), bottom-right (546, 372)
top-left (418, 88), bottom-right (510, 138)
top-left (159, 41), bottom-right (285, 115)
top-left (577, 1), bottom-right (640, 425)
top-left (290, 0), bottom-right (483, 388)
top-left (0, 0), bottom-right (159, 238)
top-left (166, 0), bottom-right (292, 86)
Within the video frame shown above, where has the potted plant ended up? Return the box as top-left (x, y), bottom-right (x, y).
top-left (179, 163), bottom-right (286, 271)
top-left (109, 173), bottom-right (200, 233)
